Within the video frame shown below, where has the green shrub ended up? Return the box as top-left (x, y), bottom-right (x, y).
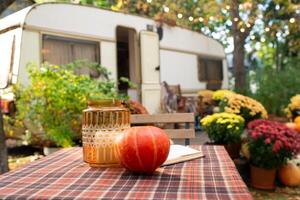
top-left (245, 59), bottom-right (300, 116)
top-left (15, 63), bottom-right (120, 147)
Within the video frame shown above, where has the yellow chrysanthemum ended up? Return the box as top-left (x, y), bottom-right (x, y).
top-left (198, 90), bottom-right (214, 101)
top-left (201, 112), bottom-right (245, 127)
top-left (212, 90), bottom-right (235, 101)
top-left (200, 112), bottom-right (245, 144)
top-left (285, 94), bottom-right (300, 118)
top-left (222, 94), bottom-right (268, 120)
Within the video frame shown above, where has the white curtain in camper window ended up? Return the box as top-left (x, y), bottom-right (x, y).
top-left (43, 39), bottom-right (73, 65)
top-left (42, 36), bottom-right (99, 66)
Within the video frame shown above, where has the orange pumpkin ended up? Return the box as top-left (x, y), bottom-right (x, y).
top-left (279, 163), bottom-right (300, 187)
top-left (115, 126), bottom-right (170, 173)
top-left (294, 116), bottom-right (300, 124)
top-left (295, 123), bottom-right (300, 133)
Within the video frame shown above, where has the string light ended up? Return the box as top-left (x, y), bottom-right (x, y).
top-left (246, 23), bottom-right (251, 28)
top-left (209, 16), bottom-right (214, 21)
top-left (285, 30), bottom-right (290, 35)
top-left (240, 28), bottom-right (245, 32)
top-left (276, 32), bottom-right (281, 38)
top-left (234, 17), bottom-right (239, 22)
top-left (226, 5), bottom-right (230, 10)
top-left (146, 0), bottom-right (152, 3)
top-left (199, 17), bottom-right (204, 22)
top-left (260, 37), bottom-right (266, 42)
top-left (275, 5), bottom-right (280, 10)
top-left (177, 13), bottom-right (183, 19)
top-left (163, 6), bottom-right (169, 13)
top-left (220, 30), bottom-right (226, 35)
top-left (250, 35), bottom-right (255, 40)
top-left (289, 18), bottom-right (295, 23)
top-left (265, 27), bottom-right (270, 32)
top-left (189, 16), bottom-right (194, 21)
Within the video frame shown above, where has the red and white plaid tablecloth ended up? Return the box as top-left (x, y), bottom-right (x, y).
top-left (0, 146), bottom-right (252, 200)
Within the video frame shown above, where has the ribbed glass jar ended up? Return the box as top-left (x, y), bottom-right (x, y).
top-left (82, 99), bottom-right (130, 167)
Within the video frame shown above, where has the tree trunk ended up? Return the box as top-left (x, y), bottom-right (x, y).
top-left (0, 0), bottom-right (15, 14)
top-left (0, 110), bottom-right (8, 174)
top-left (233, 37), bottom-right (246, 91)
top-left (230, 0), bottom-right (253, 92)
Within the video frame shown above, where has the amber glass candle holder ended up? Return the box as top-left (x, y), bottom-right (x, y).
top-left (82, 99), bottom-right (130, 167)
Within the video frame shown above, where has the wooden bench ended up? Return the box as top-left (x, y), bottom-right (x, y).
top-left (130, 113), bottom-right (195, 145)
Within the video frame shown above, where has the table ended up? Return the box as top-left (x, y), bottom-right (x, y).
top-left (0, 146), bottom-right (253, 200)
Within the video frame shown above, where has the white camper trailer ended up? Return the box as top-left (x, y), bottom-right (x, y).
top-left (0, 3), bottom-right (228, 114)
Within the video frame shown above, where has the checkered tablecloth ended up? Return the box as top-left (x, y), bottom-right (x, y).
top-left (0, 146), bottom-right (252, 200)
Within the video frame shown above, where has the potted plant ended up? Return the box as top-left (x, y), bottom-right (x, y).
top-left (247, 119), bottom-right (300, 190)
top-left (201, 112), bottom-right (245, 158)
top-left (220, 93), bottom-right (268, 124)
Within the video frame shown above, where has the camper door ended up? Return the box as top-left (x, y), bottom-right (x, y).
top-left (140, 31), bottom-right (160, 114)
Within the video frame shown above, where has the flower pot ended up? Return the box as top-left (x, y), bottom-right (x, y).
top-left (224, 142), bottom-right (241, 159)
top-left (250, 165), bottom-right (276, 190)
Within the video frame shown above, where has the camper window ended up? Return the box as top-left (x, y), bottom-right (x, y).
top-left (198, 58), bottom-right (223, 82)
top-left (42, 35), bottom-right (100, 66)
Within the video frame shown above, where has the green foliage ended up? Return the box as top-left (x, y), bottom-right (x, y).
top-left (36, 0), bottom-right (115, 9)
top-left (119, 77), bottom-right (137, 89)
top-left (245, 57), bottom-right (300, 116)
top-left (81, 0), bottom-right (114, 8)
top-left (261, 0), bottom-right (300, 55)
top-left (3, 115), bottom-right (25, 139)
top-left (64, 60), bottom-right (111, 80)
top-left (15, 62), bottom-right (119, 147)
